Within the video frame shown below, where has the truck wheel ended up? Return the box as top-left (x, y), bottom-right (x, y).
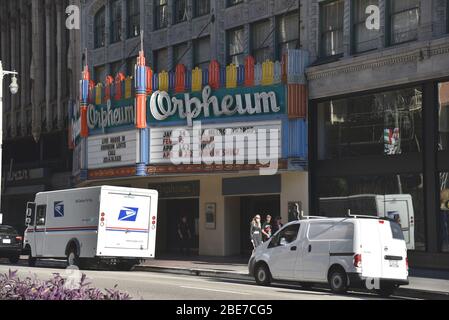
top-left (254, 263), bottom-right (271, 286)
top-left (329, 269), bottom-right (348, 294)
top-left (66, 247), bottom-right (80, 268)
top-left (8, 255), bottom-right (20, 264)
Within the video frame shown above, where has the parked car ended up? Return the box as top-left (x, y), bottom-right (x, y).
top-left (248, 216), bottom-right (409, 297)
top-left (0, 225), bottom-right (22, 264)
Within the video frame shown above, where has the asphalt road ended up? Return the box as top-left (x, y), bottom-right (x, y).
top-left (0, 260), bottom-right (411, 300)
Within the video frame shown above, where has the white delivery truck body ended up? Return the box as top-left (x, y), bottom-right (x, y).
top-left (24, 186), bottom-right (158, 265)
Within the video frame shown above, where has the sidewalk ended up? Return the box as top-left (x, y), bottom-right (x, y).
top-left (135, 255), bottom-right (449, 299)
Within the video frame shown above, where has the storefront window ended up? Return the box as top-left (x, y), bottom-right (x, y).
top-left (438, 82), bottom-right (449, 151)
top-left (318, 87), bottom-right (423, 160)
top-left (440, 173), bottom-right (449, 252)
top-left (317, 173), bottom-right (426, 251)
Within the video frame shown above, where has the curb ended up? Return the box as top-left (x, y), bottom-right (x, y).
top-left (134, 265), bottom-right (449, 300)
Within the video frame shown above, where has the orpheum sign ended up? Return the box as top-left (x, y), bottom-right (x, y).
top-left (87, 131), bottom-right (137, 169)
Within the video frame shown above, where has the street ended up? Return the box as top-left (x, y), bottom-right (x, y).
top-left (0, 260), bottom-right (413, 300)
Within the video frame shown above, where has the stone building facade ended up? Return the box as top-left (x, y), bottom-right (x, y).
top-left (0, 0), bottom-right (81, 232)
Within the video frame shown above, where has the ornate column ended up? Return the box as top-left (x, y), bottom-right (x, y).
top-left (9, 1), bottom-right (18, 138)
top-left (31, 0), bottom-right (44, 142)
top-left (56, 0), bottom-right (65, 130)
top-left (45, 0), bottom-right (55, 132)
top-left (20, 0), bottom-right (30, 137)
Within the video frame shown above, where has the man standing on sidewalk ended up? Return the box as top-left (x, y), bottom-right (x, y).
top-left (177, 216), bottom-right (192, 255)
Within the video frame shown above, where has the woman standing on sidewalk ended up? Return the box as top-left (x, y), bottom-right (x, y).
top-left (250, 215), bottom-right (263, 249)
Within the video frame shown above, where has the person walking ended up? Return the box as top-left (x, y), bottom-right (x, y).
top-left (261, 215), bottom-right (272, 241)
top-left (250, 215), bottom-right (263, 249)
top-left (177, 215), bottom-right (192, 255)
top-left (272, 216), bottom-right (284, 235)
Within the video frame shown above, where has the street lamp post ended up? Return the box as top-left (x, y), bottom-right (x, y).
top-left (0, 60), bottom-right (19, 224)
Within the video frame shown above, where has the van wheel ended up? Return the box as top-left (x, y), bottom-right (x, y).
top-left (376, 284), bottom-right (397, 298)
top-left (28, 255), bottom-right (37, 267)
top-left (329, 269), bottom-right (348, 294)
top-left (66, 247), bottom-right (80, 268)
top-left (254, 264), bottom-right (271, 286)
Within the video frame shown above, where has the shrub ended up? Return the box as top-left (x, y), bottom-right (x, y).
top-left (0, 270), bottom-right (131, 300)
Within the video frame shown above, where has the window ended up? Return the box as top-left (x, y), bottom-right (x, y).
top-left (173, 42), bottom-right (189, 67)
top-left (94, 65), bottom-right (107, 83)
top-left (390, 222), bottom-right (405, 240)
top-left (110, 0), bottom-right (122, 44)
top-left (268, 224), bottom-right (300, 248)
top-left (438, 82), bottom-right (449, 151)
top-left (318, 87), bottom-right (423, 160)
top-left (251, 20), bottom-right (272, 63)
top-left (194, 0), bottom-right (210, 17)
top-left (227, 0), bottom-right (243, 7)
top-left (389, 0), bottom-right (420, 45)
top-left (36, 205), bottom-right (47, 226)
top-left (353, 0), bottom-right (379, 53)
top-left (174, 0), bottom-right (188, 24)
top-left (277, 11), bottom-right (299, 59)
top-left (227, 27), bottom-right (245, 65)
top-left (317, 174), bottom-right (426, 251)
top-left (110, 60), bottom-right (123, 76)
top-left (126, 56), bottom-right (138, 76)
top-left (154, 48), bottom-right (169, 72)
top-left (440, 173), bottom-right (449, 252)
top-left (94, 6), bottom-right (106, 48)
top-left (320, 0), bottom-right (344, 58)
top-left (308, 223), bottom-right (354, 241)
top-left (155, 0), bottom-right (168, 30)
top-left (127, 0), bottom-right (140, 38)
top-left (193, 36), bottom-right (210, 69)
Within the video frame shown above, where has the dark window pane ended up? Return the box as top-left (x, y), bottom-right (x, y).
top-left (320, 0), bottom-right (344, 57)
top-left (154, 48), bottom-right (168, 72)
top-left (110, 60), bottom-right (123, 76)
top-left (174, 0), bottom-right (188, 24)
top-left (194, 36), bottom-right (210, 68)
top-left (155, 0), bottom-right (168, 29)
top-left (227, 27), bottom-right (245, 65)
top-left (318, 87), bottom-right (423, 159)
top-left (227, 0), bottom-right (243, 7)
top-left (353, 0), bottom-right (379, 53)
top-left (317, 174), bottom-right (426, 251)
top-left (110, 0), bottom-right (122, 43)
top-left (277, 11), bottom-right (299, 59)
top-left (390, 0), bottom-right (420, 45)
top-left (252, 20), bottom-right (272, 63)
top-left (126, 56), bottom-right (138, 76)
top-left (94, 6), bottom-right (106, 48)
top-left (94, 65), bottom-right (107, 83)
top-left (195, 0), bottom-right (210, 17)
top-left (127, 0), bottom-right (140, 38)
top-left (173, 42), bottom-right (189, 66)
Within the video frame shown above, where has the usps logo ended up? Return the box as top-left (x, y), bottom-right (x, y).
top-left (118, 207), bottom-right (139, 222)
top-left (54, 201), bottom-right (64, 218)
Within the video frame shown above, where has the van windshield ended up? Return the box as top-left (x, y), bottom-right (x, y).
top-left (390, 221), bottom-right (405, 240)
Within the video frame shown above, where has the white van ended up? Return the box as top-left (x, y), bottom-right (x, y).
top-left (23, 186), bottom-right (158, 270)
top-left (248, 216), bottom-right (409, 297)
top-left (319, 194), bottom-right (415, 250)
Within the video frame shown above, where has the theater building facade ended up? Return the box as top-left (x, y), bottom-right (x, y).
top-left (72, 49), bottom-right (309, 256)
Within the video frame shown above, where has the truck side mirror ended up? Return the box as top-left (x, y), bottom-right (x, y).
top-left (26, 208), bottom-right (32, 217)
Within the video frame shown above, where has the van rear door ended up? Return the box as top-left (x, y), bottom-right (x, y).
top-left (360, 220), bottom-right (383, 279)
top-left (378, 220), bottom-right (408, 280)
top-left (96, 187), bottom-right (158, 259)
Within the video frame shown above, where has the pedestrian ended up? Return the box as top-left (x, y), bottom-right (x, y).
top-left (261, 215), bottom-right (272, 241)
top-left (272, 216), bottom-right (284, 235)
top-left (177, 215), bottom-right (192, 256)
top-left (250, 215), bottom-right (263, 249)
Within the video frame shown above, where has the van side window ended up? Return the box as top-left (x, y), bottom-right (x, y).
top-left (268, 224), bottom-right (300, 248)
top-left (36, 205), bottom-right (47, 226)
top-left (390, 222), bottom-right (405, 240)
top-left (308, 222), bottom-right (354, 241)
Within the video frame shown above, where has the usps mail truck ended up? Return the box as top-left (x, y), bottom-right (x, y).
top-left (23, 186), bottom-right (158, 270)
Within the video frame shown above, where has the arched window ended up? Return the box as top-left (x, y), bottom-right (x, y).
top-left (110, 0), bottom-right (122, 43)
top-left (94, 6), bottom-right (106, 48)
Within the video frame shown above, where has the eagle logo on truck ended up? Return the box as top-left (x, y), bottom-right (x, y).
top-left (118, 207), bottom-right (139, 221)
top-left (54, 201), bottom-right (64, 217)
